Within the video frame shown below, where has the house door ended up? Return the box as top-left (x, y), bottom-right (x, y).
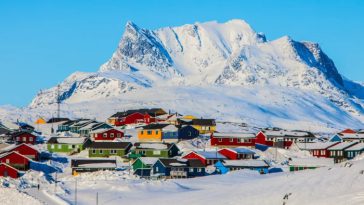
top-left (3, 170), bottom-right (8, 177)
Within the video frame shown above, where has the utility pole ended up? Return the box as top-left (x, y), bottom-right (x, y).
top-left (96, 192), bottom-right (99, 205)
top-left (57, 84), bottom-right (61, 119)
top-left (75, 178), bottom-right (77, 205)
top-left (54, 172), bottom-right (58, 194)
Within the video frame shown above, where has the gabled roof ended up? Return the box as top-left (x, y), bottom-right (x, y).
top-left (0, 143), bottom-right (39, 154)
top-left (288, 158), bottom-right (334, 167)
top-left (222, 148), bottom-right (255, 155)
top-left (158, 158), bottom-right (205, 168)
top-left (213, 132), bottom-right (256, 138)
top-left (141, 123), bottom-right (170, 130)
top-left (136, 157), bottom-right (159, 166)
top-left (222, 160), bottom-right (269, 168)
top-left (59, 120), bottom-right (76, 126)
top-left (89, 128), bottom-right (124, 134)
top-left (338, 133), bottom-right (364, 139)
top-left (345, 143), bottom-right (364, 151)
top-left (192, 119), bottom-right (216, 126)
top-left (0, 151), bottom-right (32, 161)
top-left (262, 130), bottom-right (315, 138)
top-left (47, 137), bottom-right (87, 144)
top-left (328, 142), bottom-right (358, 151)
top-left (194, 151), bottom-right (227, 159)
top-left (110, 108), bottom-right (166, 118)
top-left (134, 142), bottom-right (176, 150)
top-left (88, 141), bottom-right (132, 149)
top-left (296, 142), bottom-right (339, 150)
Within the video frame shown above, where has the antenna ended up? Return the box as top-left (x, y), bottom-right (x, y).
top-left (57, 84), bottom-right (61, 119)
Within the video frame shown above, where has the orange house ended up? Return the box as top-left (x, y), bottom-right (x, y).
top-left (137, 124), bottom-right (170, 142)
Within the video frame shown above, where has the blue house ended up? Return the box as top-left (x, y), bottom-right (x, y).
top-left (152, 158), bottom-right (206, 178)
top-left (329, 134), bottom-right (343, 142)
top-left (214, 160), bottom-right (269, 174)
top-left (161, 125), bottom-right (179, 142)
top-left (178, 125), bottom-right (199, 140)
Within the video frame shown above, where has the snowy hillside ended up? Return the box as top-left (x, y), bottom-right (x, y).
top-left (6, 19), bottom-right (364, 129)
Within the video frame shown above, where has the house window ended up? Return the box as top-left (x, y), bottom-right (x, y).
top-left (189, 168), bottom-right (194, 172)
top-left (68, 145), bottom-right (72, 149)
top-left (99, 150), bottom-right (103, 154)
top-left (320, 150), bottom-right (325, 155)
top-left (103, 133), bottom-right (107, 138)
top-left (58, 144), bottom-right (62, 149)
top-left (110, 133), bottom-right (114, 138)
top-left (17, 137), bottom-right (20, 141)
top-left (229, 138), bottom-right (234, 142)
top-left (29, 137), bottom-right (33, 142)
top-left (51, 145), bottom-right (55, 149)
top-left (117, 133), bottom-right (121, 138)
top-left (153, 151), bottom-right (161, 155)
top-left (92, 149), bottom-right (96, 154)
top-left (155, 130), bottom-right (159, 135)
top-left (147, 131), bottom-right (152, 135)
top-left (218, 138), bottom-right (222, 142)
top-left (197, 168), bottom-right (201, 172)
top-left (6, 159), bottom-right (9, 163)
top-left (188, 131), bottom-right (192, 136)
top-left (156, 167), bottom-right (159, 172)
top-left (111, 150), bottom-right (117, 154)
top-left (141, 131), bottom-right (144, 135)
top-left (23, 137), bottom-right (26, 142)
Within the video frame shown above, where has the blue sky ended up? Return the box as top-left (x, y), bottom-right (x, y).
top-left (0, 0), bottom-right (363, 106)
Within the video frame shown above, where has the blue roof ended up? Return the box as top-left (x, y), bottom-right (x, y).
top-left (196, 151), bottom-right (227, 159)
top-left (231, 148), bottom-right (255, 154)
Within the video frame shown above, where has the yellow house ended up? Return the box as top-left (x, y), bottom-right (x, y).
top-left (182, 115), bottom-right (197, 120)
top-left (138, 124), bottom-right (169, 142)
top-left (35, 117), bottom-right (46, 125)
top-left (191, 119), bottom-right (216, 134)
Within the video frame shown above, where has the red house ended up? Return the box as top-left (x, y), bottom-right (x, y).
top-left (182, 151), bottom-right (227, 166)
top-left (91, 128), bottom-right (124, 141)
top-left (0, 151), bottom-right (31, 170)
top-left (218, 148), bottom-right (255, 160)
top-left (340, 129), bottom-right (357, 134)
top-left (210, 132), bottom-right (256, 147)
top-left (255, 130), bottom-right (316, 149)
top-left (297, 142), bottom-right (339, 158)
top-left (12, 132), bottom-right (37, 145)
top-left (108, 108), bottom-right (167, 126)
top-left (5, 143), bottom-right (39, 161)
top-left (0, 163), bottom-right (20, 178)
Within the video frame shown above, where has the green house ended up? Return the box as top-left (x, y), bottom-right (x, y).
top-left (130, 142), bottom-right (180, 159)
top-left (132, 157), bottom-right (158, 170)
top-left (88, 141), bottom-right (132, 158)
top-left (47, 137), bottom-right (87, 153)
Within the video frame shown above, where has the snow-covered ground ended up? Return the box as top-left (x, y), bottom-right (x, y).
top-left (51, 157), bottom-right (364, 205)
top-left (0, 187), bottom-right (42, 205)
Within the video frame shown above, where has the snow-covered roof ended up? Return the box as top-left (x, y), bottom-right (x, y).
top-left (136, 143), bottom-right (168, 150)
top-left (223, 160), bottom-right (268, 167)
top-left (340, 133), bottom-right (364, 139)
top-left (79, 122), bottom-right (100, 131)
top-left (89, 128), bottom-right (123, 134)
top-left (289, 158), bottom-right (334, 167)
top-left (345, 143), bottom-right (364, 151)
top-left (196, 151), bottom-right (227, 159)
top-left (213, 132), bottom-right (256, 138)
top-left (229, 148), bottom-right (255, 154)
top-left (139, 157), bottom-right (158, 165)
top-left (296, 142), bottom-right (338, 150)
top-left (328, 142), bottom-right (358, 150)
top-left (162, 124), bottom-right (178, 132)
top-left (263, 130), bottom-right (313, 137)
top-left (49, 137), bottom-right (86, 144)
top-left (78, 163), bottom-right (116, 168)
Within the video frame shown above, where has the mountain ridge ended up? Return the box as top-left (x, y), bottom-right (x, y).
top-left (7, 19), bottom-right (364, 130)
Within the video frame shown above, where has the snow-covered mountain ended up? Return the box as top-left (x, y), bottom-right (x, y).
top-left (14, 19), bottom-right (364, 129)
